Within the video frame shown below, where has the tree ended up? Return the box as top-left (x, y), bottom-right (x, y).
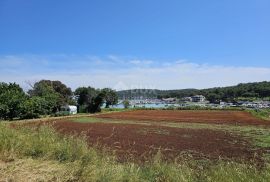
top-left (123, 100), bottom-right (130, 109)
top-left (90, 92), bottom-right (104, 113)
top-left (74, 87), bottom-right (96, 106)
top-left (0, 82), bottom-right (26, 120)
top-left (20, 96), bottom-right (48, 119)
top-left (74, 87), bottom-right (104, 113)
top-left (28, 80), bottom-right (73, 113)
top-left (29, 80), bottom-right (72, 99)
top-left (206, 93), bottom-right (220, 103)
top-left (101, 88), bottom-right (118, 108)
top-left (28, 82), bottom-right (60, 113)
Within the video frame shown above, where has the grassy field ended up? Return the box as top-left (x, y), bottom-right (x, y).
top-left (1, 110), bottom-right (270, 181)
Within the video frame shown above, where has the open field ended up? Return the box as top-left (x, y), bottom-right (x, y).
top-left (3, 109), bottom-right (270, 181)
top-left (52, 120), bottom-right (264, 163)
top-left (27, 110), bottom-right (269, 163)
top-left (95, 110), bottom-right (270, 125)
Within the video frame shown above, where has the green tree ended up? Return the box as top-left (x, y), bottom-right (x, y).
top-left (20, 96), bottom-right (48, 119)
top-left (74, 87), bottom-right (104, 113)
top-left (28, 80), bottom-right (70, 113)
top-left (206, 93), bottom-right (220, 103)
top-left (101, 88), bottom-right (118, 108)
top-left (0, 82), bottom-right (26, 120)
top-left (123, 100), bottom-right (130, 109)
top-left (74, 87), bottom-right (96, 106)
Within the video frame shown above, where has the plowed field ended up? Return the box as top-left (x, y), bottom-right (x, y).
top-left (51, 123), bottom-right (262, 162)
top-left (22, 110), bottom-right (270, 163)
top-left (95, 110), bottom-right (268, 125)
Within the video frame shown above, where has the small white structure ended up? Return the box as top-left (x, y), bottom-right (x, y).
top-left (60, 105), bottom-right (77, 115)
top-left (181, 97), bottom-right (193, 102)
top-left (191, 95), bottom-right (206, 102)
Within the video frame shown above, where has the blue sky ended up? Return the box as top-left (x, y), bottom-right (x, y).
top-left (0, 0), bottom-right (270, 90)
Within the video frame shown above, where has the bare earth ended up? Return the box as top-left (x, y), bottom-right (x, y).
top-left (18, 110), bottom-right (270, 163)
top-left (95, 110), bottom-right (269, 125)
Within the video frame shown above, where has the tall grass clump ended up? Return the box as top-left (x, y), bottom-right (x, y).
top-left (0, 123), bottom-right (99, 163)
top-left (248, 109), bottom-right (270, 121)
top-left (204, 162), bottom-right (270, 182)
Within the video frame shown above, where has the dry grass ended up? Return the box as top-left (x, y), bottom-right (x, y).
top-left (0, 158), bottom-right (78, 182)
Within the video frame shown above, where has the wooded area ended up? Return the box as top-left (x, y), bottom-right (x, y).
top-left (0, 80), bottom-right (118, 120)
top-left (117, 81), bottom-right (270, 103)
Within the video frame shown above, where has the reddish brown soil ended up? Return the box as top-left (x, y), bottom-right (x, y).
top-left (14, 110), bottom-right (270, 163)
top-left (95, 110), bottom-right (269, 126)
top-left (52, 121), bottom-right (263, 162)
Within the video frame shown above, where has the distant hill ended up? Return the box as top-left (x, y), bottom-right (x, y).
top-left (117, 81), bottom-right (270, 103)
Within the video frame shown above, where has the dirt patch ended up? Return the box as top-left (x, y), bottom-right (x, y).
top-left (52, 121), bottom-right (262, 163)
top-left (95, 110), bottom-right (269, 126)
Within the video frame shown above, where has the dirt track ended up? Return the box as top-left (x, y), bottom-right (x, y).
top-left (53, 121), bottom-right (262, 162)
top-left (95, 110), bottom-right (269, 125)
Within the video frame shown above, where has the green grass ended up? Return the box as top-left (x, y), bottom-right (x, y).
top-left (248, 109), bottom-right (270, 121)
top-left (72, 117), bottom-right (108, 123)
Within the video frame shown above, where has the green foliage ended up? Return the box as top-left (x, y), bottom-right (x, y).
top-left (0, 82), bottom-right (26, 120)
top-left (75, 87), bottom-right (117, 113)
top-left (118, 81), bottom-right (270, 103)
top-left (248, 109), bottom-right (270, 121)
top-left (0, 80), bottom-right (76, 120)
top-left (78, 104), bottom-right (88, 113)
top-left (75, 86), bottom-right (99, 113)
top-left (204, 162), bottom-right (270, 182)
top-left (0, 123), bottom-right (91, 162)
top-left (101, 88), bottom-right (118, 108)
top-left (28, 80), bottom-right (74, 112)
top-left (102, 108), bottom-right (127, 112)
top-left (20, 96), bottom-right (49, 119)
top-left (51, 111), bottom-right (70, 117)
top-left (28, 81), bottom-right (61, 112)
top-left (74, 86), bottom-right (96, 105)
top-left (123, 99), bottom-right (130, 109)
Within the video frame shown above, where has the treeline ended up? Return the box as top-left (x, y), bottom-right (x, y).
top-left (117, 81), bottom-right (270, 103)
top-left (0, 80), bottom-right (118, 120)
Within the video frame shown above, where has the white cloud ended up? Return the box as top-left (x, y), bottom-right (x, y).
top-left (0, 55), bottom-right (24, 67)
top-left (0, 54), bottom-right (270, 91)
top-left (129, 60), bottom-right (141, 64)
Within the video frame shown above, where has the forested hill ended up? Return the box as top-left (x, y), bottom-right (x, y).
top-left (117, 81), bottom-right (270, 102)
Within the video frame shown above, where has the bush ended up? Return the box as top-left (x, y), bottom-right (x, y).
top-left (20, 97), bottom-right (49, 119)
top-left (0, 83), bottom-right (26, 120)
top-left (123, 100), bottom-right (130, 109)
top-left (51, 111), bottom-right (70, 117)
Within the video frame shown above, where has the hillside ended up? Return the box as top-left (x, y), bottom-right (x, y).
top-left (117, 81), bottom-right (270, 102)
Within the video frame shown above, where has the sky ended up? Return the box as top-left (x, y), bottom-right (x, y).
top-left (0, 0), bottom-right (270, 90)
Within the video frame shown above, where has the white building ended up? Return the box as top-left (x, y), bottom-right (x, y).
top-left (181, 97), bottom-right (193, 102)
top-left (60, 105), bottom-right (77, 115)
top-left (191, 95), bottom-right (206, 102)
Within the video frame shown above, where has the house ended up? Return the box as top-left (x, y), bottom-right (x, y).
top-left (60, 105), bottom-right (77, 115)
top-left (191, 95), bottom-right (206, 102)
top-left (181, 97), bottom-right (193, 102)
